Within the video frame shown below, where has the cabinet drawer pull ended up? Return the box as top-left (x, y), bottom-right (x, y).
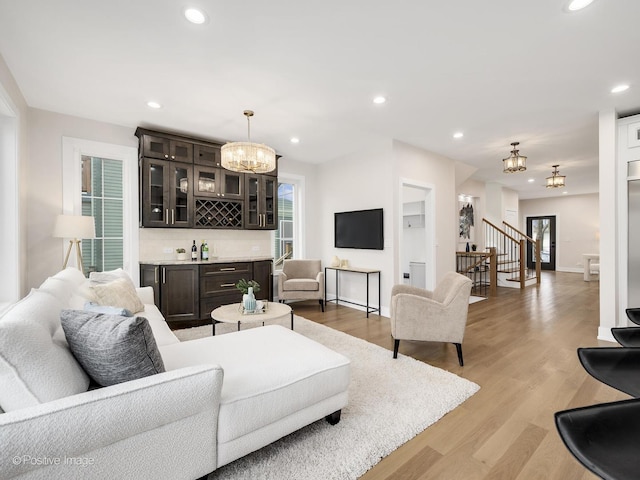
top-left (220, 283), bottom-right (236, 287)
top-left (219, 267), bottom-right (236, 271)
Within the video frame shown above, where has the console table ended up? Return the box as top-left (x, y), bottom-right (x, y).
top-left (324, 266), bottom-right (381, 317)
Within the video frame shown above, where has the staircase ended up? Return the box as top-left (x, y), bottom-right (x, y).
top-left (483, 218), bottom-right (541, 289)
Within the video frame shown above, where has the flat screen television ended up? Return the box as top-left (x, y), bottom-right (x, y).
top-left (334, 208), bottom-right (384, 250)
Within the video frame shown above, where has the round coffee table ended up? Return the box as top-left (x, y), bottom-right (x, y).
top-left (210, 302), bottom-right (293, 336)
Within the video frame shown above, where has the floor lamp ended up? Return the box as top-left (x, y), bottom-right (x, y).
top-left (53, 214), bottom-right (96, 272)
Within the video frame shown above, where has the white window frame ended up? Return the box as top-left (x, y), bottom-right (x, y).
top-left (0, 82), bottom-right (20, 305)
top-left (273, 173), bottom-right (305, 270)
top-left (62, 137), bottom-right (139, 284)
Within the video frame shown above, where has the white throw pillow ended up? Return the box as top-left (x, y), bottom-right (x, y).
top-left (89, 278), bottom-right (145, 314)
top-left (89, 268), bottom-right (130, 285)
top-left (0, 289), bottom-right (90, 412)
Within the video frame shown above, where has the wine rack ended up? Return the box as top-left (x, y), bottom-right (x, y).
top-left (195, 199), bottom-right (243, 228)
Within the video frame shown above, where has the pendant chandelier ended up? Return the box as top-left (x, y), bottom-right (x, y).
top-left (546, 165), bottom-right (566, 188)
top-left (221, 110), bottom-right (276, 174)
top-left (502, 141), bottom-right (527, 173)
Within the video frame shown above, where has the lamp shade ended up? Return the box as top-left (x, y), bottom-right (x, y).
top-left (53, 215), bottom-right (96, 239)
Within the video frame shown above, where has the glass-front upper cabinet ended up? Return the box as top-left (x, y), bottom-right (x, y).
top-left (141, 158), bottom-right (192, 227)
top-left (244, 174), bottom-right (277, 230)
top-left (193, 165), bottom-right (244, 200)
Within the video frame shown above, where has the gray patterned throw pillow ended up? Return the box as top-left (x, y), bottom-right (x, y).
top-left (60, 310), bottom-right (165, 387)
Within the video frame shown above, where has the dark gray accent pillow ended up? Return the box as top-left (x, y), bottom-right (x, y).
top-left (60, 309), bottom-right (165, 387)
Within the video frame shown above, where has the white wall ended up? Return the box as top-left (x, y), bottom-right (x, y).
top-left (519, 193), bottom-right (599, 272)
top-left (392, 140), bottom-right (457, 284)
top-left (317, 141), bottom-right (394, 315)
top-left (26, 108), bottom-right (137, 288)
top-left (458, 178), bottom-right (486, 251)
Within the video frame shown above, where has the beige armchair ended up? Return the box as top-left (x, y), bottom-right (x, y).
top-left (390, 272), bottom-right (472, 365)
top-left (278, 259), bottom-right (325, 311)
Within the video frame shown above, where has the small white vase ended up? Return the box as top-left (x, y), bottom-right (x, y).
top-left (243, 287), bottom-right (257, 312)
top-left (331, 255), bottom-right (341, 267)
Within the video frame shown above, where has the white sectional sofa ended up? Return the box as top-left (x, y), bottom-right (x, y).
top-left (0, 268), bottom-right (350, 479)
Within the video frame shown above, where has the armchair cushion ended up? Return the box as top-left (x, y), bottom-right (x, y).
top-left (283, 278), bottom-right (320, 291)
top-left (60, 310), bottom-right (165, 387)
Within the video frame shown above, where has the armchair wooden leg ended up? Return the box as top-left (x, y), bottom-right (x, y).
top-left (454, 343), bottom-right (464, 366)
top-left (393, 339), bottom-right (400, 359)
top-left (319, 299), bottom-right (325, 312)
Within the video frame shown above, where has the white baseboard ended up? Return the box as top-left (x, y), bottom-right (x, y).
top-left (556, 267), bottom-right (583, 274)
top-left (597, 326), bottom-right (617, 343)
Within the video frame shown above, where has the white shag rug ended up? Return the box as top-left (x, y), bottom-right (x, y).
top-left (174, 316), bottom-right (480, 480)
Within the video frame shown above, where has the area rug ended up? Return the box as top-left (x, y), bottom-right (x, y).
top-left (174, 316), bottom-right (480, 480)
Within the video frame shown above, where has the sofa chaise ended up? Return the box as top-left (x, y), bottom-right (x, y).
top-left (0, 268), bottom-right (350, 479)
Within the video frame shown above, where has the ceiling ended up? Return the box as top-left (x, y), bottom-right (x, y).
top-left (0, 0), bottom-right (639, 199)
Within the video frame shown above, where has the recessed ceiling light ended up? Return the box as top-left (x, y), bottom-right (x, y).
top-left (147, 101), bottom-right (162, 109)
top-left (453, 132), bottom-right (464, 139)
top-left (566, 0), bottom-right (595, 11)
top-left (562, 191), bottom-right (569, 195)
top-left (290, 137), bottom-right (300, 144)
top-left (184, 7), bottom-right (207, 24)
top-left (528, 178), bottom-right (535, 183)
top-left (611, 84), bottom-right (630, 94)
top-left (373, 96), bottom-right (386, 104)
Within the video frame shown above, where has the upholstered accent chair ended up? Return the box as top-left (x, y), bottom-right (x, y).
top-left (390, 272), bottom-right (472, 365)
top-left (278, 259), bottom-right (325, 311)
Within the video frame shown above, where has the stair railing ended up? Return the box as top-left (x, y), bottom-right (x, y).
top-left (455, 247), bottom-right (497, 297)
top-left (483, 218), bottom-right (523, 284)
top-left (502, 221), bottom-right (541, 285)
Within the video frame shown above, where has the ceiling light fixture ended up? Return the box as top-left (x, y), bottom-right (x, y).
top-left (147, 101), bottom-right (162, 109)
top-left (502, 142), bottom-right (527, 173)
top-left (184, 8), bottom-right (207, 24)
top-left (453, 132), bottom-right (464, 139)
top-left (546, 165), bottom-right (566, 188)
top-left (290, 137), bottom-right (300, 144)
top-left (567, 0), bottom-right (595, 11)
top-left (373, 96), bottom-right (386, 104)
top-left (528, 178), bottom-right (535, 183)
top-left (221, 110), bottom-right (276, 174)
top-left (611, 84), bottom-right (630, 94)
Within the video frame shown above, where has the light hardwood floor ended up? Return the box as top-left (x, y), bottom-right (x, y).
top-left (291, 271), bottom-right (626, 480)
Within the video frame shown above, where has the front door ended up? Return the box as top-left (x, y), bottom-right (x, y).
top-left (526, 216), bottom-right (556, 271)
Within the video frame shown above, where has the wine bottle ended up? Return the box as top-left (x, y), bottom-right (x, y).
top-left (202, 240), bottom-right (209, 261)
top-left (191, 240), bottom-right (197, 261)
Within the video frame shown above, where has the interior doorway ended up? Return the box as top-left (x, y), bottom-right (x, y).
top-left (399, 181), bottom-right (435, 291)
top-left (526, 215), bottom-right (556, 271)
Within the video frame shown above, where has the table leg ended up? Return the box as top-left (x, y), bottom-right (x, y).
top-left (335, 269), bottom-right (339, 305)
top-left (212, 320), bottom-right (216, 336)
top-left (366, 273), bottom-right (370, 318)
top-left (378, 271), bottom-right (381, 316)
top-left (291, 310), bottom-right (294, 330)
top-left (237, 321), bottom-right (241, 332)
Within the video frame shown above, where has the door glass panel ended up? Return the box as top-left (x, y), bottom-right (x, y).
top-left (247, 176), bottom-right (258, 224)
top-left (149, 163), bottom-right (165, 223)
top-left (174, 165), bottom-right (189, 222)
top-left (224, 173), bottom-right (241, 195)
top-left (81, 156), bottom-right (124, 275)
top-left (197, 169), bottom-right (216, 194)
top-left (531, 219), bottom-right (550, 263)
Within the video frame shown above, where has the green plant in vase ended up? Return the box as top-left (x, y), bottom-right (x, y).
top-left (236, 279), bottom-right (261, 295)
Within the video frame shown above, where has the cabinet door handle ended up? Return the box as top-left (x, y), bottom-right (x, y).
top-left (220, 283), bottom-right (236, 288)
top-left (154, 267), bottom-right (158, 284)
top-left (219, 267), bottom-right (236, 271)
top-left (165, 209), bottom-right (169, 225)
top-left (164, 154), bottom-right (169, 159)
top-left (171, 209), bottom-right (175, 224)
top-left (221, 193), bottom-right (225, 197)
top-left (162, 267), bottom-right (166, 284)
top-left (171, 155), bottom-right (175, 159)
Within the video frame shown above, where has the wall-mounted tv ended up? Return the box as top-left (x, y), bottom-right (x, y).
top-left (334, 208), bottom-right (384, 250)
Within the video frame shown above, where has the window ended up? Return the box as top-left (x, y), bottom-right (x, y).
top-left (273, 176), bottom-right (304, 270)
top-left (62, 137), bottom-right (138, 284)
top-left (81, 156), bottom-right (124, 275)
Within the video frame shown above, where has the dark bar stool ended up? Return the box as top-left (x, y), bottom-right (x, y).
top-left (555, 398), bottom-right (640, 480)
top-left (625, 308), bottom-right (640, 326)
top-left (578, 347), bottom-right (640, 398)
top-left (612, 327), bottom-right (640, 347)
